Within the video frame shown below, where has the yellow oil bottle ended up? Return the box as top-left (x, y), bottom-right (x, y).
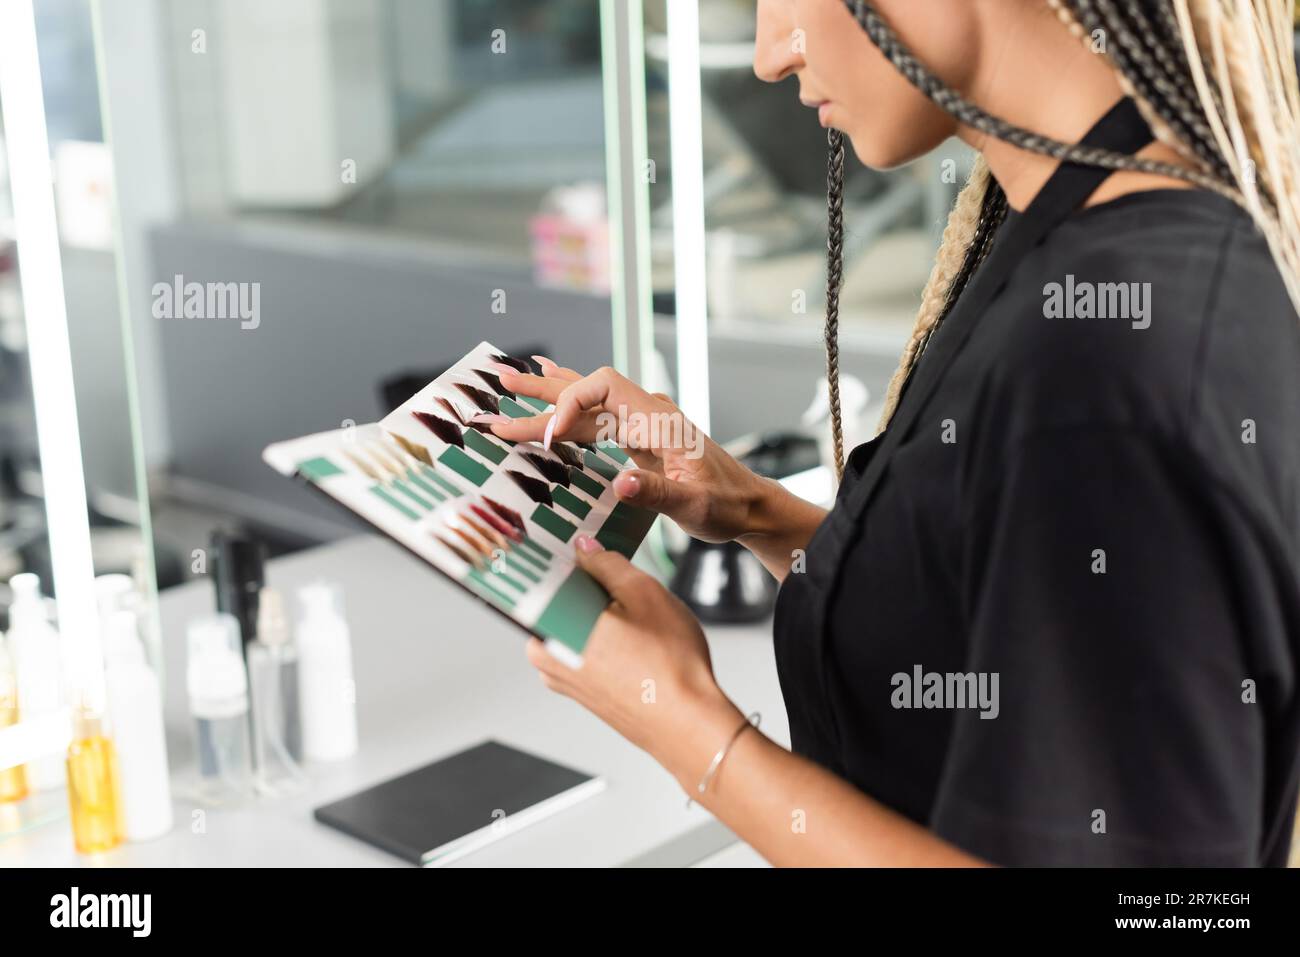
top-left (0, 640), bottom-right (28, 803)
top-left (65, 709), bottom-right (124, 853)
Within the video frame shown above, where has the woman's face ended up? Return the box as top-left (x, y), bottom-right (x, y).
top-left (753, 0), bottom-right (976, 169)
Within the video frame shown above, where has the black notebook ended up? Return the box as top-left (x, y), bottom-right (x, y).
top-left (314, 740), bottom-right (605, 866)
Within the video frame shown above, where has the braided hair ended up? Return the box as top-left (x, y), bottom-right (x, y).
top-left (824, 0), bottom-right (1300, 474)
top-left (825, 129), bottom-right (847, 479)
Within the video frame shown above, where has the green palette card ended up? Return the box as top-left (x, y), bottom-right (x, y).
top-left (262, 341), bottom-right (655, 665)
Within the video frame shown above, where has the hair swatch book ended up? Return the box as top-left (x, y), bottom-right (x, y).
top-left (262, 341), bottom-right (655, 665)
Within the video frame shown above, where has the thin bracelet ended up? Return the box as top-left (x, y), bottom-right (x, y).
top-left (688, 712), bottom-right (761, 808)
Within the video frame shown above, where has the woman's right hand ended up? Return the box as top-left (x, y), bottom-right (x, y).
top-left (479, 358), bottom-right (773, 544)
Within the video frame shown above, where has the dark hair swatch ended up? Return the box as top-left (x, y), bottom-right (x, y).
top-left (412, 411), bottom-right (463, 448)
top-left (548, 442), bottom-right (584, 471)
top-left (506, 470), bottom-right (553, 507)
top-left (473, 368), bottom-right (515, 399)
top-left (522, 452), bottom-right (570, 488)
top-left (435, 397), bottom-right (490, 435)
top-left (489, 353), bottom-right (535, 375)
top-left (453, 383), bottom-right (500, 415)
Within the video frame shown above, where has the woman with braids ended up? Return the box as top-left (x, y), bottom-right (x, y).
top-left (485, 1), bottom-right (1300, 865)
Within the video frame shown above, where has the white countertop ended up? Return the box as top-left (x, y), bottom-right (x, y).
top-left (0, 535), bottom-right (786, 867)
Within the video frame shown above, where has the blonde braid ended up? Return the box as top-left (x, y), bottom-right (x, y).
top-left (1174, 0), bottom-right (1300, 315)
top-left (875, 158), bottom-right (994, 433)
top-left (1047, 0), bottom-right (1224, 171)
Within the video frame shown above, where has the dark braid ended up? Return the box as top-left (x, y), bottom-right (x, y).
top-left (1089, 0), bottom-right (1231, 178)
top-left (1084, 1), bottom-right (1243, 182)
top-left (1138, 0), bottom-right (1231, 130)
top-left (823, 148), bottom-right (1008, 465)
top-left (825, 129), bottom-right (847, 480)
top-left (1060, 1), bottom-right (1268, 204)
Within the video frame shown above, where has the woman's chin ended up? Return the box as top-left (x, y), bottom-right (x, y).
top-left (843, 120), bottom-right (952, 172)
top-left (845, 133), bottom-right (931, 172)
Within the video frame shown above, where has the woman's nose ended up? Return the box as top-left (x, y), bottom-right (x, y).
top-left (753, 2), bottom-right (803, 83)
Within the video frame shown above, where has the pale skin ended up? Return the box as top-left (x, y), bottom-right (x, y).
top-left (480, 0), bottom-right (1199, 866)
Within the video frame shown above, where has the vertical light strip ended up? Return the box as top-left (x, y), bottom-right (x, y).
top-left (599, 0), bottom-right (654, 384)
top-left (0, 3), bottom-right (103, 701)
top-left (598, 0), bottom-right (627, 371)
top-left (666, 0), bottom-right (711, 434)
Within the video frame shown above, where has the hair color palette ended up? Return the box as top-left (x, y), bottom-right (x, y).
top-left (263, 341), bottom-right (655, 663)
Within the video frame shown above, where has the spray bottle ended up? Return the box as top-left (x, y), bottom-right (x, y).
top-left (186, 613), bottom-right (252, 804)
top-left (248, 587), bottom-right (305, 794)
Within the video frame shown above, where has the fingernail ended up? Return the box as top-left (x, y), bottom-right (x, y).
top-left (532, 355), bottom-right (558, 374)
top-left (613, 472), bottom-right (639, 498)
top-left (574, 534), bottom-right (604, 554)
top-left (542, 416), bottom-right (556, 450)
top-left (486, 361), bottom-right (519, 378)
top-left (470, 413), bottom-right (510, 424)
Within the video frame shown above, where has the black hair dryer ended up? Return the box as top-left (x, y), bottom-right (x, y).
top-left (668, 432), bottom-right (818, 624)
top-left (669, 539), bottom-right (777, 625)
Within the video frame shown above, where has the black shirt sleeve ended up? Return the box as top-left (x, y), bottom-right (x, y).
top-left (930, 426), bottom-right (1269, 866)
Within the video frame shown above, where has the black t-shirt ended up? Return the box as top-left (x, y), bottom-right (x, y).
top-left (773, 189), bottom-right (1300, 866)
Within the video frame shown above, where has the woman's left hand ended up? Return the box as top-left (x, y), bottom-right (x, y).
top-left (526, 535), bottom-right (744, 785)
